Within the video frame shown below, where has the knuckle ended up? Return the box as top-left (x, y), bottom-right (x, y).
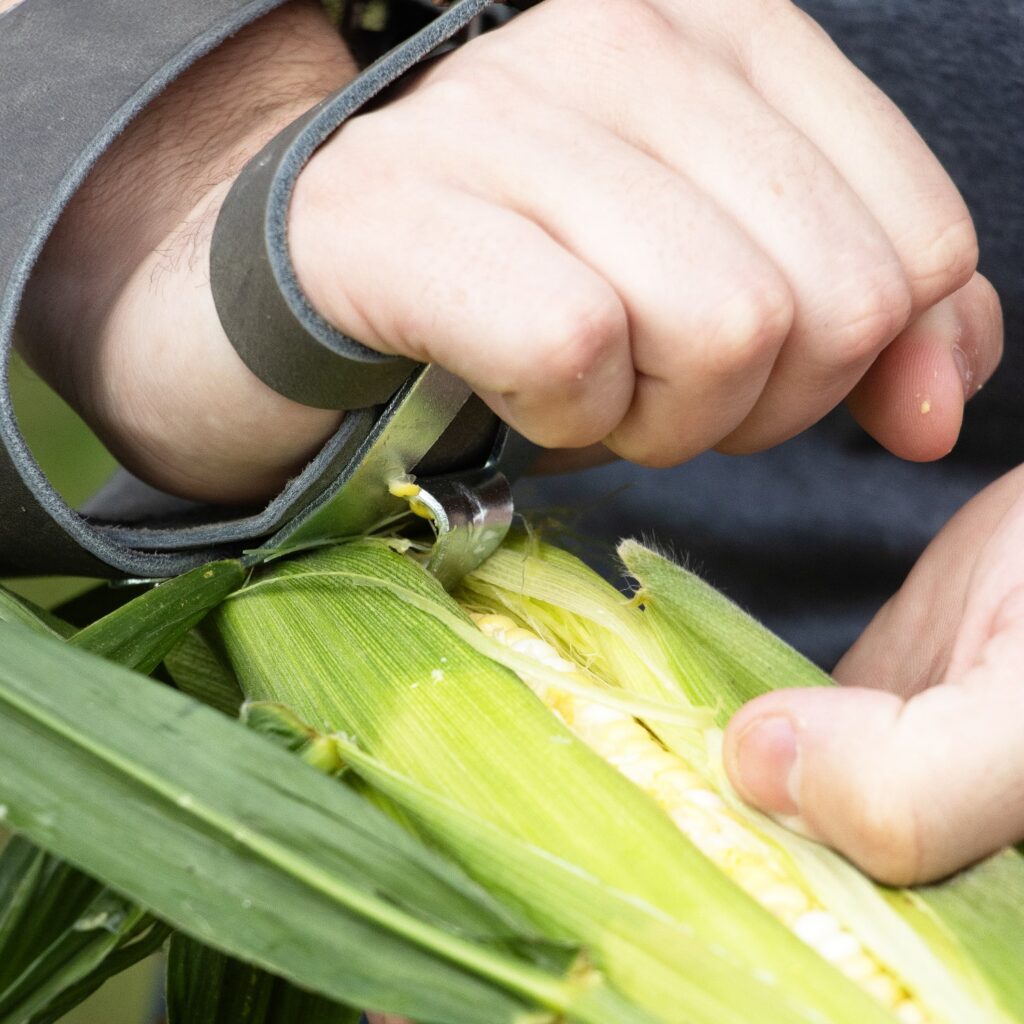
top-left (704, 279), bottom-right (794, 376)
top-left (415, 73), bottom-right (488, 120)
top-left (829, 272), bottom-right (913, 367)
top-left (906, 213), bottom-right (979, 304)
top-left (568, 0), bottom-right (671, 50)
top-left (534, 292), bottom-right (628, 390)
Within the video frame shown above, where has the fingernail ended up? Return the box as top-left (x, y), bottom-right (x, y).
top-left (952, 345), bottom-right (974, 400)
top-left (733, 715), bottom-right (801, 816)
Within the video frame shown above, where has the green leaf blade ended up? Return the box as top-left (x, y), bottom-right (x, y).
top-left (166, 935), bottom-right (363, 1024)
top-left (0, 622), bottom-right (628, 1024)
top-left (69, 561), bottom-right (246, 673)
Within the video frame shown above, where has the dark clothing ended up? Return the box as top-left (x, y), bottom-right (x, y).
top-left (519, 0), bottom-right (1024, 667)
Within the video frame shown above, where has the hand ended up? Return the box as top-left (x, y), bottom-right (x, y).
top-left (17, 0), bottom-right (1000, 503)
top-left (292, 0), bottom-right (1001, 473)
top-left (724, 463), bottom-right (1024, 885)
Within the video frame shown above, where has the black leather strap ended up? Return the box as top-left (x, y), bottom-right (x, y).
top-left (0, 0), bottom-right (302, 577)
top-left (0, 0), bottom-right (496, 578)
top-left (210, 0), bottom-right (494, 409)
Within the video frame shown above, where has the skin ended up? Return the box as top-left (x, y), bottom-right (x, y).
top-left (9, 0), bottom-right (1017, 1008)
top-left (725, 463), bottom-right (1024, 886)
top-left (17, 0), bottom-right (1000, 503)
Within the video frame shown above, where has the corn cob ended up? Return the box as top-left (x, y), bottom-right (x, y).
top-left (214, 537), bottom-right (1024, 1024)
top-left (472, 612), bottom-right (927, 1023)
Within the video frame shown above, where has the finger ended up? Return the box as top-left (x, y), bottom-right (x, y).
top-left (290, 167), bottom-right (633, 450)
top-left (607, 44), bottom-right (913, 452)
top-left (942, 487), bottom-right (1024, 685)
top-left (845, 273), bottom-right (1004, 461)
top-left (461, 3), bottom-right (915, 452)
top-left (727, 0), bottom-right (978, 313)
top-left (833, 463), bottom-right (1024, 698)
top-left (396, 90), bottom-right (794, 465)
top-left (724, 591), bottom-right (1024, 884)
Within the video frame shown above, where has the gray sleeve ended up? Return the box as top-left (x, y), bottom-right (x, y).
top-left (1, 0), bottom-right (526, 579)
top-left (0, 0), bottom-right (300, 577)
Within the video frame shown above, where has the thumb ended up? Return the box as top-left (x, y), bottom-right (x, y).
top-left (723, 591), bottom-right (1024, 885)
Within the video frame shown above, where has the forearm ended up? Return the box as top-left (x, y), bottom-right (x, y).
top-left (16, 0), bottom-right (359, 500)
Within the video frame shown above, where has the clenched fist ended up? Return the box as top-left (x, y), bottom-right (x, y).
top-left (17, 0), bottom-right (1000, 504)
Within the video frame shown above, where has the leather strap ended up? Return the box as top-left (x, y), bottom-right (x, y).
top-left (210, 0), bottom-right (494, 409)
top-left (0, 0), bottom-right (494, 578)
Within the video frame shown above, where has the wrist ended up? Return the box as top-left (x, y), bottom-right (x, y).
top-left (18, 0), bottom-right (358, 416)
top-left (15, 1), bottom-right (360, 502)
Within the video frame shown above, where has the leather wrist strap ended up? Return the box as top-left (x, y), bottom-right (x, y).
top-left (0, 0), bottom-right (496, 578)
top-left (209, 0), bottom-right (502, 410)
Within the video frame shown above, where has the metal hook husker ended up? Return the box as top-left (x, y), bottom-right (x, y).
top-left (256, 363), bottom-right (533, 589)
top-left (413, 469), bottom-right (514, 590)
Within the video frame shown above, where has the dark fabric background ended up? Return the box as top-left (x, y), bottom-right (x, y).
top-left (518, 0), bottom-right (1024, 668)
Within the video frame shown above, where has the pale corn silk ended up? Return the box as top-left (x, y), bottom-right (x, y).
top-left (521, 0), bottom-right (1024, 669)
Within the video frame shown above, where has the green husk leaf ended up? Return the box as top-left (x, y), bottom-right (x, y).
top-left (0, 830), bottom-right (167, 1024)
top-left (242, 702), bottom-right (345, 775)
top-left (28, 919), bottom-right (170, 1024)
top-left (166, 934), bottom-right (362, 1024)
top-left (0, 560), bottom-right (245, 1019)
top-left (0, 621), bottom-right (645, 1024)
top-left (618, 538), bottom-right (1024, 1021)
top-left (68, 561), bottom-right (245, 674)
top-left (0, 837), bottom-right (103, 993)
top-left (0, 585), bottom-right (67, 639)
top-left (619, 539), bottom-right (826, 720)
top-left (0, 820), bottom-right (167, 1024)
top-left (461, 535), bottom-right (1023, 1023)
top-left (335, 733), bottom-right (842, 1024)
top-left (912, 850), bottom-right (1024, 1018)
top-left (215, 541), bottom-right (900, 1024)
top-left (458, 533), bottom-right (714, 759)
top-left (165, 629), bottom-right (245, 716)
top-left (0, 885), bottom-right (148, 1024)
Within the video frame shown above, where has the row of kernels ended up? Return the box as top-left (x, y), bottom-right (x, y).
top-left (472, 611), bottom-right (930, 1021)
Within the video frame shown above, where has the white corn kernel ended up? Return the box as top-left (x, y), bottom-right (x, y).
top-left (895, 1000), bottom-right (927, 1024)
top-left (684, 788), bottom-right (727, 811)
top-left (818, 931), bottom-right (863, 965)
top-left (862, 973), bottom-right (902, 1007)
top-left (793, 911), bottom-right (843, 948)
top-left (835, 952), bottom-right (878, 982)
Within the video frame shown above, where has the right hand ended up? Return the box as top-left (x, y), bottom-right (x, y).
top-left (18, 0), bottom-right (1001, 506)
top-left (291, 0), bottom-right (1001, 469)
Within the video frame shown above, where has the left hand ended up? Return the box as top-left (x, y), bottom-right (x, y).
top-left (371, 469), bottom-right (1024, 1024)
top-left (724, 462), bottom-right (1024, 885)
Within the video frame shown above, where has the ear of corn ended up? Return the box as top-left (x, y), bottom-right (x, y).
top-left (213, 535), bottom-right (1024, 1024)
top-left (462, 533), bottom-right (1024, 1022)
